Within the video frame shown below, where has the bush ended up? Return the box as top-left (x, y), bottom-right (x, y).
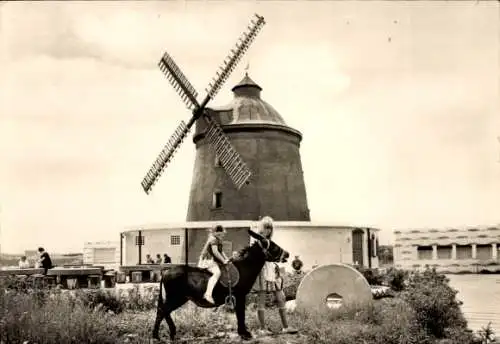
top-left (385, 267), bottom-right (409, 291)
top-left (282, 271), bottom-right (305, 300)
top-left (401, 267), bottom-right (469, 339)
top-left (356, 267), bottom-right (385, 286)
top-left (117, 285), bottom-right (158, 311)
top-left (72, 289), bottom-right (124, 314)
top-left (291, 298), bottom-right (431, 344)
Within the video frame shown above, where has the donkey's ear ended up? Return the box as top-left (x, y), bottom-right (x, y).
top-left (248, 229), bottom-right (265, 241)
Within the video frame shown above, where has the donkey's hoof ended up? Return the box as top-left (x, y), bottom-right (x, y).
top-left (239, 332), bottom-right (253, 341)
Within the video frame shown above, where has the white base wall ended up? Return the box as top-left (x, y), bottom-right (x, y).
top-left (121, 221), bottom-right (381, 271)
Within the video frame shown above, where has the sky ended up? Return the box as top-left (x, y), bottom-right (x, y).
top-left (0, 1), bottom-right (499, 254)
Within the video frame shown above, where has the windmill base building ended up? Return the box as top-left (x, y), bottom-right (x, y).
top-left (118, 75), bottom-right (381, 271)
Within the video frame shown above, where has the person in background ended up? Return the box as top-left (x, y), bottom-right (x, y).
top-left (146, 254), bottom-right (154, 264)
top-left (37, 247), bottom-right (53, 275)
top-left (291, 255), bottom-right (304, 274)
top-left (163, 253), bottom-right (172, 264)
top-left (155, 254), bottom-right (162, 264)
top-left (255, 216), bottom-right (298, 336)
top-left (18, 256), bottom-right (30, 269)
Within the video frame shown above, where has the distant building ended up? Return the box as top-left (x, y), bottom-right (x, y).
top-left (24, 250), bottom-right (38, 261)
top-left (83, 241), bottom-right (120, 269)
top-left (393, 226), bottom-right (500, 273)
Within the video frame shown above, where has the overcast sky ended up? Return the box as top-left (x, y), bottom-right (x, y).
top-left (0, 1), bottom-right (499, 254)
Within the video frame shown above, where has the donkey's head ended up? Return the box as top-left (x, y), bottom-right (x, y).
top-left (247, 229), bottom-right (289, 263)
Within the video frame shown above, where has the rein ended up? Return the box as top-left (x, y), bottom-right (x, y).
top-left (223, 239), bottom-right (271, 311)
top-left (224, 264), bottom-right (236, 310)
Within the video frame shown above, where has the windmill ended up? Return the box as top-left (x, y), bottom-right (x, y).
top-left (141, 14), bottom-right (266, 195)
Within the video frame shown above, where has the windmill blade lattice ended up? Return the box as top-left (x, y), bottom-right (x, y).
top-left (203, 115), bottom-right (252, 189)
top-left (205, 14), bottom-right (265, 100)
top-left (158, 52), bottom-right (200, 111)
top-left (141, 121), bottom-right (191, 194)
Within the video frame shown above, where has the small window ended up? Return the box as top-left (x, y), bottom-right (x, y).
top-left (170, 235), bottom-right (181, 246)
top-left (135, 235), bottom-right (145, 246)
top-left (213, 192), bottom-right (222, 209)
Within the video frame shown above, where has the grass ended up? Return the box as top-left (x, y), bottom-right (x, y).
top-left (0, 267), bottom-right (490, 344)
top-left (0, 288), bottom-right (424, 344)
top-left (0, 290), bottom-right (474, 344)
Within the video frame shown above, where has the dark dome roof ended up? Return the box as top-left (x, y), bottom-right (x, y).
top-left (211, 74), bottom-right (287, 125)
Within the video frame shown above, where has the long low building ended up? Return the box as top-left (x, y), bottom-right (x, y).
top-left (393, 225), bottom-right (500, 273)
top-left (118, 221), bottom-right (381, 272)
top-left (83, 241), bottom-right (120, 270)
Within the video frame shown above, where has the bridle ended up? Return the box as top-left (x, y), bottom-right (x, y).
top-left (256, 237), bottom-right (271, 257)
top-left (256, 237), bottom-right (286, 262)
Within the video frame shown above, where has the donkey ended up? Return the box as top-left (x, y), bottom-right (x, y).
top-left (152, 229), bottom-right (290, 341)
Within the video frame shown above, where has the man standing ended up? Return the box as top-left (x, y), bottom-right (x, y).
top-left (37, 247), bottom-right (53, 275)
top-left (163, 253), bottom-right (172, 264)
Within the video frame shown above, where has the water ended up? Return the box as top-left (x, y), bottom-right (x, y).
top-left (446, 274), bottom-right (500, 333)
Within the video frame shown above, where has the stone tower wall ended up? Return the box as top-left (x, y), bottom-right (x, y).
top-left (186, 125), bottom-right (310, 222)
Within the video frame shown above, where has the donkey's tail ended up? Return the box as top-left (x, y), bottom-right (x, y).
top-left (158, 275), bottom-right (167, 306)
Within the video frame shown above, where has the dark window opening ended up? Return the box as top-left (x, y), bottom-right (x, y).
top-left (213, 192), bottom-right (222, 209)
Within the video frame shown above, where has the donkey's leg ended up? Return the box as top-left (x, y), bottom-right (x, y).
top-left (235, 295), bottom-right (252, 340)
top-left (153, 279), bottom-right (167, 340)
top-left (152, 306), bottom-right (164, 340)
top-left (152, 278), bottom-right (188, 341)
top-left (164, 296), bottom-right (188, 341)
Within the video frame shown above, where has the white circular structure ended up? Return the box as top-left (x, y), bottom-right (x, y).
top-left (119, 221), bottom-right (381, 273)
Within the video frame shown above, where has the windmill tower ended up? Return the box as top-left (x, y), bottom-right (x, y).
top-left (139, 13), bottom-right (310, 223)
top-left (186, 73), bottom-right (310, 222)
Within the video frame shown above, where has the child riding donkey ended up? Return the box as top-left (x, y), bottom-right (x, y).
top-left (198, 224), bottom-right (231, 304)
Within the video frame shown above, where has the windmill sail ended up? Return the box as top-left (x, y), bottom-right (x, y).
top-left (141, 13), bottom-right (265, 194)
top-left (141, 121), bottom-right (191, 194)
top-left (203, 115), bottom-right (251, 189)
top-left (205, 14), bottom-right (265, 100)
top-left (158, 52), bottom-right (200, 111)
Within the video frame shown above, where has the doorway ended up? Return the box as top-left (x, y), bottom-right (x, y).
top-left (352, 229), bottom-right (364, 266)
